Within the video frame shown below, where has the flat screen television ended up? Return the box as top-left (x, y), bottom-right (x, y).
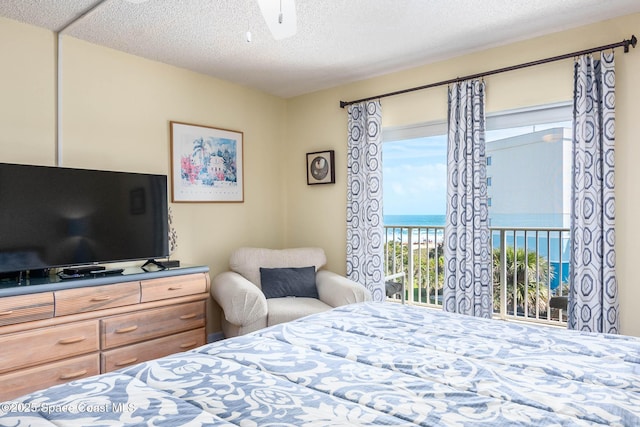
top-left (0, 162), bottom-right (169, 275)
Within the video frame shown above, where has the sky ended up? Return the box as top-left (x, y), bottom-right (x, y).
top-left (382, 135), bottom-right (447, 216)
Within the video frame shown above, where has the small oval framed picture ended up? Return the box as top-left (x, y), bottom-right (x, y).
top-left (306, 150), bottom-right (335, 185)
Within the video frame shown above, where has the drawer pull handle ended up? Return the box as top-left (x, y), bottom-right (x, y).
top-left (180, 341), bottom-right (198, 349)
top-left (59, 369), bottom-right (88, 380)
top-left (0, 310), bottom-right (14, 316)
top-left (115, 325), bottom-right (138, 334)
top-left (115, 357), bottom-right (138, 367)
top-left (168, 286), bottom-right (183, 291)
top-left (179, 313), bottom-right (197, 320)
top-left (90, 296), bottom-right (111, 302)
top-left (58, 336), bottom-right (86, 345)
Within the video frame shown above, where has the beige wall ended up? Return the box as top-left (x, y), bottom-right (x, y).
top-left (285, 13), bottom-right (640, 336)
top-left (0, 18), bottom-right (55, 165)
top-left (2, 13), bottom-right (640, 336)
top-left (59, 37), bottom-right (288, 279)
top-left (0, 17), bottom-right (287, 334)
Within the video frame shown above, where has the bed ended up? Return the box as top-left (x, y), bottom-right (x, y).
top-left (1, 302), bottom-right (639, 426)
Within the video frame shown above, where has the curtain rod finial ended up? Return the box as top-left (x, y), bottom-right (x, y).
top-left (340, 101), bottom-right (348, 109)
top-left (624, 35), bottom-right (637, 53)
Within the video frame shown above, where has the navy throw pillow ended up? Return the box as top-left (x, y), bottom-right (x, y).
top-left (259, 266), bottom-right (318, 299)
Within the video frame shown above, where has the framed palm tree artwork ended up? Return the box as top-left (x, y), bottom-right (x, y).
top-left (170, 121), bottom-right (244, 202)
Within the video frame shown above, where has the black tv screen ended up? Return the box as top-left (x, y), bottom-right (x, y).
top-left (0, 163), bottom-right (169, 274)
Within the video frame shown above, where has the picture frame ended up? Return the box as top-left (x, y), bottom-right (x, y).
top-left (306, 150), bottom-right (335, 185)
top-left (170, 121), bottom-right (244, 203)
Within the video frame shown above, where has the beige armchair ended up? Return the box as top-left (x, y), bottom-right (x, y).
top-left (211, 247), bottom-right (372, 337)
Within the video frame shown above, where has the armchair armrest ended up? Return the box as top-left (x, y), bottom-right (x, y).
top-left (316, 270), bottom-right (372, 307)
top-left (210, 271), bottom-right (268, 326)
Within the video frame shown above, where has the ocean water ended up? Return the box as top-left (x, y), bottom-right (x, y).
top-left (383, 215), bottom-right (445, 246)
top-left (384, 214), bottom-right (568, 228)
top-left (384, 214), bottom-right (445, 227)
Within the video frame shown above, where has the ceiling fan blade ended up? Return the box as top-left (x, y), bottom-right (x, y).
top-left (257, 0), bottom-right (297, 40)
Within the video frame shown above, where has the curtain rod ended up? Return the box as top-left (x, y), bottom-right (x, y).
top-left (339, 34), bottom-right (637, 109)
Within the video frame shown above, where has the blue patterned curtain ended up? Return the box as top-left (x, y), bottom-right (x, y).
top-left (569, 52), bottom-right (619, 333)
top-left (346, 100), bottom-right (385, 301)
top-left (443, 80), bottom-right (492, 318)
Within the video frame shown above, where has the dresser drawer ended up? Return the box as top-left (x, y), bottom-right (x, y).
top-left (0, 292), bottom-right (54, 327)
top-left (102, 327), bottom-right (205, 372)
top-left (101, 301), bottom-right (205, 349)
top-left (55, 281), bottom-right (141, 316)
top-left (0, 353), bottom-right (99, 402)
top-left (0, 320), bottom-right (99, 373)
top-left (140, 273), bottom-right (207, 302)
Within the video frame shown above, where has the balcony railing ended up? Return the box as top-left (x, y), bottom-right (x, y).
top-left (384, 225), bottom-right (570, 326)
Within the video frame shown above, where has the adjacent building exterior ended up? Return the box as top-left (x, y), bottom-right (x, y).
top-left (487, 127), bottom-right (572, 228)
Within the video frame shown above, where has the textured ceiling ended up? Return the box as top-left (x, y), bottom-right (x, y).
top-left (1, 0), bottom-right (639, 98)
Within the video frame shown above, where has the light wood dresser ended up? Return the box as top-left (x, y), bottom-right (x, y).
top-left (0, 266), bottom-right (210, 401)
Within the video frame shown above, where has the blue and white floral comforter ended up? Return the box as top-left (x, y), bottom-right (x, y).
top-left (1, 302), bottom-right (640, 426)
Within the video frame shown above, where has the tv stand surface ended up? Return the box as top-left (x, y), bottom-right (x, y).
top-left (0, 265), bottom-right (210, 401)
top-left (0, 265), bottom-right (206, 297)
